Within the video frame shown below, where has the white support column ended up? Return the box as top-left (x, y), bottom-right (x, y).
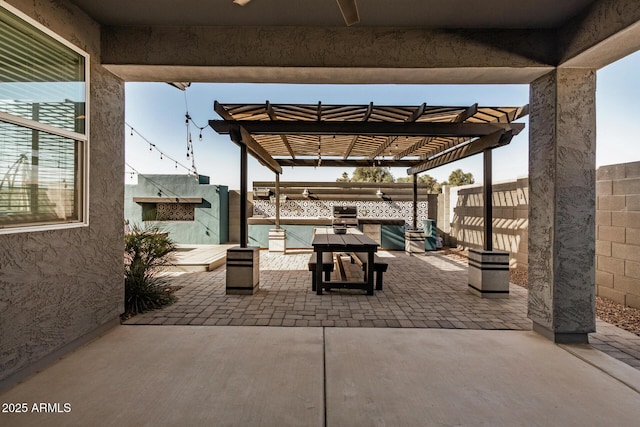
top-left (528, 68), bottom-right (596, 343)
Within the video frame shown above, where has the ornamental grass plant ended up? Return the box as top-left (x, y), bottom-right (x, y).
top-left (124, 224), bottom-right (176, 315)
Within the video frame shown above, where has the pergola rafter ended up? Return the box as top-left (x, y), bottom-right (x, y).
top-left (343, 102), bottom-right (373, 159)
top-left (210, 101), bottom-right (527, 174)
top-left (369, 102), bottom-right (426, 160)
top-left (266, 101), bottom-right (296, 159)
top-left (210, 101), bottom-right (527, 247)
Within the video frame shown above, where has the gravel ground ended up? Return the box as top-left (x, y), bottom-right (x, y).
top-left (438, 247), bottom-right (640, 337)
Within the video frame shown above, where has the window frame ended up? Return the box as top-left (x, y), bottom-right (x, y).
top-left (0, 1), bottom-right (90, 235)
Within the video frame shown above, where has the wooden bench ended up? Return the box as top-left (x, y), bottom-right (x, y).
top-left (352, 252), bottom-right (389, 291)
top-left (308, 252), bottom-right (334, 291)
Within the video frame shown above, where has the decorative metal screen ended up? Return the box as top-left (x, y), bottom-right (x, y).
top-left (253, 199), bottom-right (428, 229)
top-left (156, 203), bottom-right (195, 221)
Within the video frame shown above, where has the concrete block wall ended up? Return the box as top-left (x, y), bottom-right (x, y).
top-left (445, 178), bottom-right (529, 269)
top-left (596, 162), bottom-right (640, 308)
top-left (444, 162), bottom-right (640, 309)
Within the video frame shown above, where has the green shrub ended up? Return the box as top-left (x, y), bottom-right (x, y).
top-left (124, 224), bottom-right (177, 314)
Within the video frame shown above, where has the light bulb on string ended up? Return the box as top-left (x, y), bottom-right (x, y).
top-left (130, 128), bottom-right (133, 136)
top-left (160, 153), bottom-right (163, 160)
top-left (175, 161), bottom-right (178, 169)
top-left (149, 144), bottom-right (152, 151)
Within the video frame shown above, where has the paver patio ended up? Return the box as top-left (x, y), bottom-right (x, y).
top-left (126, 250), bottom-right (531, 329)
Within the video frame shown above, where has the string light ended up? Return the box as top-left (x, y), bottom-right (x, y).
top-left (126, 122), bottom-right (195, 176)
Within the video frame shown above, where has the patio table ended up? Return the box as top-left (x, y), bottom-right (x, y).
top-left (312, 228), bottom-right (379, 295)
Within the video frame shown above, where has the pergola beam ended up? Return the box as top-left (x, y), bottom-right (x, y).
top-left (277, 158), bottom-right (423, 168)
top-left (266, 101), bottom-right (296, 158)
top-left (213, 100), bottom-right (233, 120)
top-left (407, 129), bottom-right (514, 174)
top-left (210, 120), bottom-right (520, 137)
top-left (228, 126), bottom-right (283, 174)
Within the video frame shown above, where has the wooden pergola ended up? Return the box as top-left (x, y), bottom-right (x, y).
top-left (209, 101), bottom-right (528, 249)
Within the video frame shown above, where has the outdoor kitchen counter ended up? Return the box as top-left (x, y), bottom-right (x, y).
top-left (248, 218), bottom-right (405, 225)
top-left (248, 218), bottom-right (405, 250)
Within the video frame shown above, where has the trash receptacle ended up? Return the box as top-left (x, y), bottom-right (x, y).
top-left (423, 219), bottom-right (437, 251)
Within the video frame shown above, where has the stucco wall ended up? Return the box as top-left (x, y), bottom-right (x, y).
top-left (596, 162), bottom-right (640, 309)
top-left (0, 0), bottom-right (124, 384)
top-left (124, 174), bottom-right (229, 244)
top-left (446, 178), bottom-right (529, 269)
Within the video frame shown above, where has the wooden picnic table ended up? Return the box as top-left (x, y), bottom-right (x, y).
top-left (311, 228), bottom-right (379, 295)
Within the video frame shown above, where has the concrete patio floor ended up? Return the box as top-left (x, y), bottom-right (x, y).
top-left (1, 326), bottom-right (640, 427)
top-left (3, 251), bottom-right (640, 425)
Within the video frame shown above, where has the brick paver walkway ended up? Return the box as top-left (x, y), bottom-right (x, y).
top-left (591, 320), bottom-right (640, 369)
top-left (126, 250), bottom-right (531, 329)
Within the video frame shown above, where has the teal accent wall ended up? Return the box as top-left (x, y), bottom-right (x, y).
top-left (249, 224), bottom-right (332, 248)
top-left (125, 174), bottom-right (228, 244)
top-left (424, 219), bottom-right (437, 250)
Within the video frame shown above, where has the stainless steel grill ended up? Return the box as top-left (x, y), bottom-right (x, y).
top-left (332, 205), bottom-right (358, 233)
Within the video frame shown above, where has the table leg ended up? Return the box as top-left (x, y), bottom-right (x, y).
top-left (316, 250), bottom-right (323, 295)
top-left (367, 251), bottom-right (375, 295)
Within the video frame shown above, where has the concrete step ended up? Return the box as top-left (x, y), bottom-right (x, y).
top-left (162, 244), bottom-right (235, 272)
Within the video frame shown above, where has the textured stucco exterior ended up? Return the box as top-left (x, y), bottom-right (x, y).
top-left (124, 174), bottom-right (229, 245)
top-left (559, 0), bottom-right (640, 67)
top-left (528, 69), bottom-right (596, 340)
top-left (0, 0), bottom-right (124, 383)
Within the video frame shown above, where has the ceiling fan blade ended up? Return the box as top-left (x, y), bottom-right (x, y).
top-left (336, 0), bottom-right (360, 26)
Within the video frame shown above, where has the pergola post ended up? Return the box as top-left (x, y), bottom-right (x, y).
top-left (413, 173), bottom-right (418, 230)
top-left (269, 172), bottom-right (287, 253)
top-left (226, 128), bottom-right (260, 295)
top-left (239, 138), bottom-right (248, 248)
top-left (468, 147), bottom-right (510, 298)
top-left (483, 148), bottom-right (493, 251)
top-left (405, 173), bottom-right (425, 255)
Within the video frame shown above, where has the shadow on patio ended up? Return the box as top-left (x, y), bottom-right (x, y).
top-left (125, 250), bottom-right (532, 330)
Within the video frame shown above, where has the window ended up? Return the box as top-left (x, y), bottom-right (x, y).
top-left (0, 3), bottom-right (89, 233)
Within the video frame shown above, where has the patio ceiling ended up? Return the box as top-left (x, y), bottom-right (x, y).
top-left (209, 101), bottom-right (528, 175)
